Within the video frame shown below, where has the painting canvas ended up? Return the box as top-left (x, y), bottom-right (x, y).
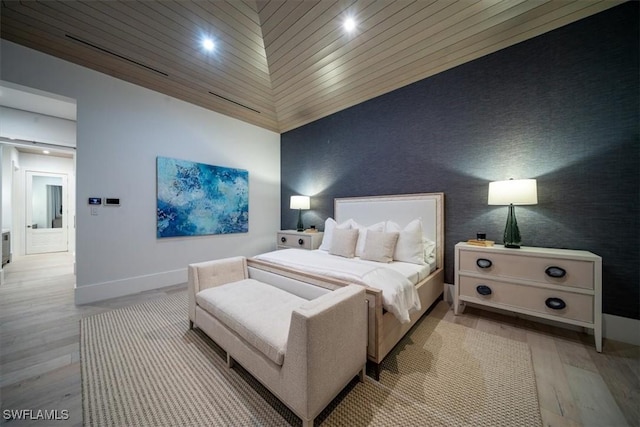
top-left (156, 157), bottom-right (248, 238)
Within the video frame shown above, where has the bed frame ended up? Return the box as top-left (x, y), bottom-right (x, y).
top-left (249, 192), bottom-right (445, 378)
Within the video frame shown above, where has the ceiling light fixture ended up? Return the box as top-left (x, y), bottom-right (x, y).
top-left (202, 38), bottom-right (214, 52)
top-left (343, 17), bottom-right (356, 33)
top-left (42, 150), bottom-right (50, 154)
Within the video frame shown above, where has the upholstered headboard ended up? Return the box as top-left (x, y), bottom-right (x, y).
top-left (334, 193), bottom-right (444, 269)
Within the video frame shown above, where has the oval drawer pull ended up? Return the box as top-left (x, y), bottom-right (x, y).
top-left (476, 285), bottom-right (492, 296)
top-left (545, 297), bottom-right (566, 310)
top-left (298, 238), bottom-right (304, 246)
top-left (280, 236), bottom-right (287, 243)
top-left (476, 258), bottom-right (492, 269)
top-left (545, 266), bottom-right (566, 278)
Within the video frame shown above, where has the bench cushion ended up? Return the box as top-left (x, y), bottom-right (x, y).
top-left (196, 279), bottom-right (306, 366)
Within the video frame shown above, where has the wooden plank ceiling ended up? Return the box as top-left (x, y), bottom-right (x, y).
top-left (1, 0), bottom-right (622, 133)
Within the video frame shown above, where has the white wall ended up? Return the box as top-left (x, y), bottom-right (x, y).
top-left (1, 145), bottom-right (18, 231)
top-left (1, 145), bottom-right (20, 276)
top-left (1, 40), bottom-right (281, 303)
top-left (0, 106), bottom-right (76, 147)
top-left (0, 146), bottom-right (3, 283)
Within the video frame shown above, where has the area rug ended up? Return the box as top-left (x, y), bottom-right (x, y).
top-left (81, 292), bottom-right (542, 426)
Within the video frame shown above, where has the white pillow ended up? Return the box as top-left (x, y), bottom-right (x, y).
top-left (385, 219), bottom-right (425, 265)
top-left (318, 217), bottom-right (353, 251)
top-left (329, 228), bottom-right (359, 258)
top-left (354, 221), bottom-right (385, 257)
top-left (423, 238), bottom-right (436, 260)
top-left (361, 231), bottom-right (399, 263)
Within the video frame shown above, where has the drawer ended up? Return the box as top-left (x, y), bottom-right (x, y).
top-left (459, 250), bottom-right (594, 290)
top-left (278, 233), bottom-right (312, 249)
top-left (459, 276), bottom-right (593, 323)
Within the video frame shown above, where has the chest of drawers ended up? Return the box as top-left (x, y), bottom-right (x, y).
top-left (277, 230), bottom-right (324, 250)
top-left (454, 243), bottom-right (602, 352)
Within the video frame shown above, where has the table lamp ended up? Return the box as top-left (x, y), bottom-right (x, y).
top-left (488, 179), bottom-right (537, 248)
top-left (290, 195), bottom-right (310, 232)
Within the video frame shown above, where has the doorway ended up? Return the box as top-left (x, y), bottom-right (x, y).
top-left (25, 171), bottom-right (69, 254)
top-left (0, 82), bottom-right (77, 286)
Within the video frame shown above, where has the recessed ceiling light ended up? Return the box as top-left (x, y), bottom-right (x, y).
top-left (202, 38), bottom-right (214, 52)
top-left (344, 17), bottom-right (356, 33)
top-left (43, 150), bottom-right (50, 154)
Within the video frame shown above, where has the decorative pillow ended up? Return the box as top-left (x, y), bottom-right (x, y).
top-left (329, 228), bottom-right (359, 258)
top-left (318, 217), bottom-right (353, 251)
top-left (361, 231), bottom-right (400, 263)
top-left (423, 238), bottom-right (436, 260)
top-left (354, 221), bottom-right (385, 257)
top-left (385, 219), bottom-right (426, 265)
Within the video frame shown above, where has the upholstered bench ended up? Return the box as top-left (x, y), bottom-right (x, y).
top-left (196, 278), bottom-right (308, 366)
top-left (188, 256), bottom-right (367, 427)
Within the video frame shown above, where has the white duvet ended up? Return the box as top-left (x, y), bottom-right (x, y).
top-left (254, 249), bottom-right (421, 323)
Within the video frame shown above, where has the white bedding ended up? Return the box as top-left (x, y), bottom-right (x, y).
top-left (378, 255), bottom-right (435, 284)
top-left (254, 249), bottom-right (423, 323)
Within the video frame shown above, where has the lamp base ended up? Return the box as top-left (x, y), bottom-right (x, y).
top-left (503, 204), bottom-right (522, 249)
top-left (296, 209), bottom-right (304, 232)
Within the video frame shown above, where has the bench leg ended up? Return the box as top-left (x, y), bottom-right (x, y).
top-left (369, 361), bottom-right (381, 381)
top-left (189, 320), bottom-right (194, 330)
top-left (226, 353), bottom-right (235, 368)
top-left (359, 365), bottom-right (366, 382)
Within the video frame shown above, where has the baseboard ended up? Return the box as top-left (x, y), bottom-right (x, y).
top-left (444, 283), bottom-right (454, 303)
top-left (74, 268), bottom-right (187, 305)
top-left (602, 313), bottom-right (640, 346)
top-left (446, 283), bottom-right (640, 347)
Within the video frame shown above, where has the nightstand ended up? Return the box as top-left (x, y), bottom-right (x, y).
top-left (454, 242), bottom-right (602, 352)
top-left (277, 230), bottom-right (324, 250)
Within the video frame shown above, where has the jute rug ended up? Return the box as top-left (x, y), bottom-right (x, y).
top-left (81, 292), bottom-right (542, 426)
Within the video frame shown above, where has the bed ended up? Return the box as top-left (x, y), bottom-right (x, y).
top-left (249, 193), bottom-right (444, 377)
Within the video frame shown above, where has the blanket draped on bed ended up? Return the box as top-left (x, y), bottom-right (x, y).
top-left (254, 249), bottom-right (420, 323)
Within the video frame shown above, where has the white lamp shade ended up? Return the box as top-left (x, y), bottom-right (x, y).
top-left (488, 179), bottom-right (538, 206)
top-left (290, 195), bottom-right (310, 210)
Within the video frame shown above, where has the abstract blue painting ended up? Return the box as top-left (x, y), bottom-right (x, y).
top-left (156, 157), bottom-right (248, 238)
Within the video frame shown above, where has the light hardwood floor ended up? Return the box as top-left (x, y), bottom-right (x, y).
top-left (431, 302), bottom-right (639, 427)
top-left (1, 253), bottom-right (638, 426)
top-left (0, 253), bottom-right (185, 426)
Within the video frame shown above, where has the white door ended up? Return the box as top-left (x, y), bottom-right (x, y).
top-left (26, 171), bottom-right (69, 254)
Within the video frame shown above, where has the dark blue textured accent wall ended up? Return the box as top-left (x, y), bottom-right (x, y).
top-left (281, 3), bottom-right (639, 319)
